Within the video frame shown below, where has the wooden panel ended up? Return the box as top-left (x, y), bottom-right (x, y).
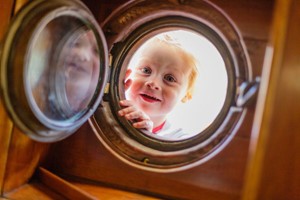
top-left (4, 182), bottom-right (65, 200)
top-left (0, 103), bottom-right (13, 195)
top-left (4, 167), bottom-right (161, 200)
top-left (243, 0), bottom-right (300, 199)
top-left (244, 39), bottom-right (269, 78)
top-left (82, 0), bottom-right (128, 22)
top-left (38, 168), bottom-right (98, 200)
top-left (46, 122), bottom-right (249, 200)
top-left (69, 181), bottom-right (161, 200)
top-left (210, 0), bottom-right (275, 40)
top-left (237, 39), bottom-right (268, 139)
top-left (0, 0), bottom-right (14, 40)
top-left (0, 0), bottom-right (15, 195)
top-left (38, 167), bottom-right (160, 200)
top-left (2, 127), bottom-right (50, 193)
top-left (84, 0), bottom-right (129, 23)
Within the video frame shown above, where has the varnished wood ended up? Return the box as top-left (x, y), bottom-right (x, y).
top-left (4, 167), bottom-right (161, 200)
top-left (47, 123), bottom-right (247, 199)
top-left (39, 167), bottom-right (160, 200)
top-left (0, 0), bottom-right (281, 199)
top-left (2, 127), bottom-right (50, 193)
top-left (69, 181), bottom-right (161, 200)
top-left (0, 0), bottom-right (52, 195)
top-left (0, 103), bottom-right (13, 195)
top-left (43, 1), bottom-right (275, 199)
top-left (38, 167), bottom-right (97, 200)
top-left (88, 0), bottom-right (128, 23)
top-left (209, 0), bottom-right (274, 40)
top-left (4, 182), bottom-right (65, 200)
top-left (0, 0), bottom-right (16, 195)
top-left (243, 0), bottom-right (300, 199)
top-left (0, 0), bottom-right (14, 40)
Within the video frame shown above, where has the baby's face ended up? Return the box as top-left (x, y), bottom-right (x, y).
top-left (126, 42), bottom-right (191, 119)
top-left (62, 30), bottom-right (100, 111)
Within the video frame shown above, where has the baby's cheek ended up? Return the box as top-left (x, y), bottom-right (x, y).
top-left (125, 87), bottom-right (134, 100)
top-left (167, 90), bottom-right (183, 107)
top-left (127, 81), bottom-right (140, 93)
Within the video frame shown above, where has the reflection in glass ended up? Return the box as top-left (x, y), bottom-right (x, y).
top-left (122, 30), bottom-right (227, 140)
top-left (27, 16), bottom-right (100, 124)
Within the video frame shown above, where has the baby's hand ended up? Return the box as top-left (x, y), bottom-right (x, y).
top-left (118, 100), bottom-right (153, 132)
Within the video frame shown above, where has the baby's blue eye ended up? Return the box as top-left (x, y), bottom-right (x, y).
top-left (164, 74), bottom-right (176, 82)
top-left (141, 67), bottom-right (152, 74)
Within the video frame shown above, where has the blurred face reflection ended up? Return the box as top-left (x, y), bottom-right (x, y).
top-left (61, 30), bottom-right (99, 112)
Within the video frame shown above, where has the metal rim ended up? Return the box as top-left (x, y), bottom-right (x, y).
top-left (91, 0), bottom-right (252, 172)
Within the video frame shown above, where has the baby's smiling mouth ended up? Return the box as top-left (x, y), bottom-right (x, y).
top-left (140, 93), bottom-right (161, 103)
top-left (67, 61), bottom-right (88, 74)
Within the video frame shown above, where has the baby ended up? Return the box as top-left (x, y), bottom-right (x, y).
top-left (118, 34), bottom-right (198, 139)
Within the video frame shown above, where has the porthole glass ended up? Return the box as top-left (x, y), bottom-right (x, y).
top-left (0, 0), bottom-right (108, 142)
top-left (27, 15), bottom-right (100, 126)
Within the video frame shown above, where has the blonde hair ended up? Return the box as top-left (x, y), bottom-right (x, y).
top-left (149, 34), bottom-right (199, 103)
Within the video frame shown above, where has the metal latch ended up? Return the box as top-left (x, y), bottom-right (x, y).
top-left (237, 77), bottom-right (261, 107)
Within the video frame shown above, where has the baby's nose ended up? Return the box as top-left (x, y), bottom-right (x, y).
top-left (146, 80), bottom-right (161, 90)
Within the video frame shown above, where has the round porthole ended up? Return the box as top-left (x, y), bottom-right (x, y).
top-left (90, 0), bottom-right (256, 172)
top-left (0, 0), bottom-right (109, 142)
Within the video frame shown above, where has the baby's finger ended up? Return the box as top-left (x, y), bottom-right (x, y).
top-left (119, 100), bottom-right (133, 107)
top-left (118, 105), bottom-right (135, 116)
top-left (124, 109), bottom-right (146, 120)
top-left (133, 120), bottom-right (153, 132)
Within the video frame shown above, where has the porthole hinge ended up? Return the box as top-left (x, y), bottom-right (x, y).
top-left (102, 83), bottom-right (110, 102)
top-left (237, 77), bottom-right (260, 107)
top-left (104, 83), bottom-right (110, 94)
top-left (102, 54), bottom-right (112, 102)
top-left (109, 54), bottom-right (113, 67)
